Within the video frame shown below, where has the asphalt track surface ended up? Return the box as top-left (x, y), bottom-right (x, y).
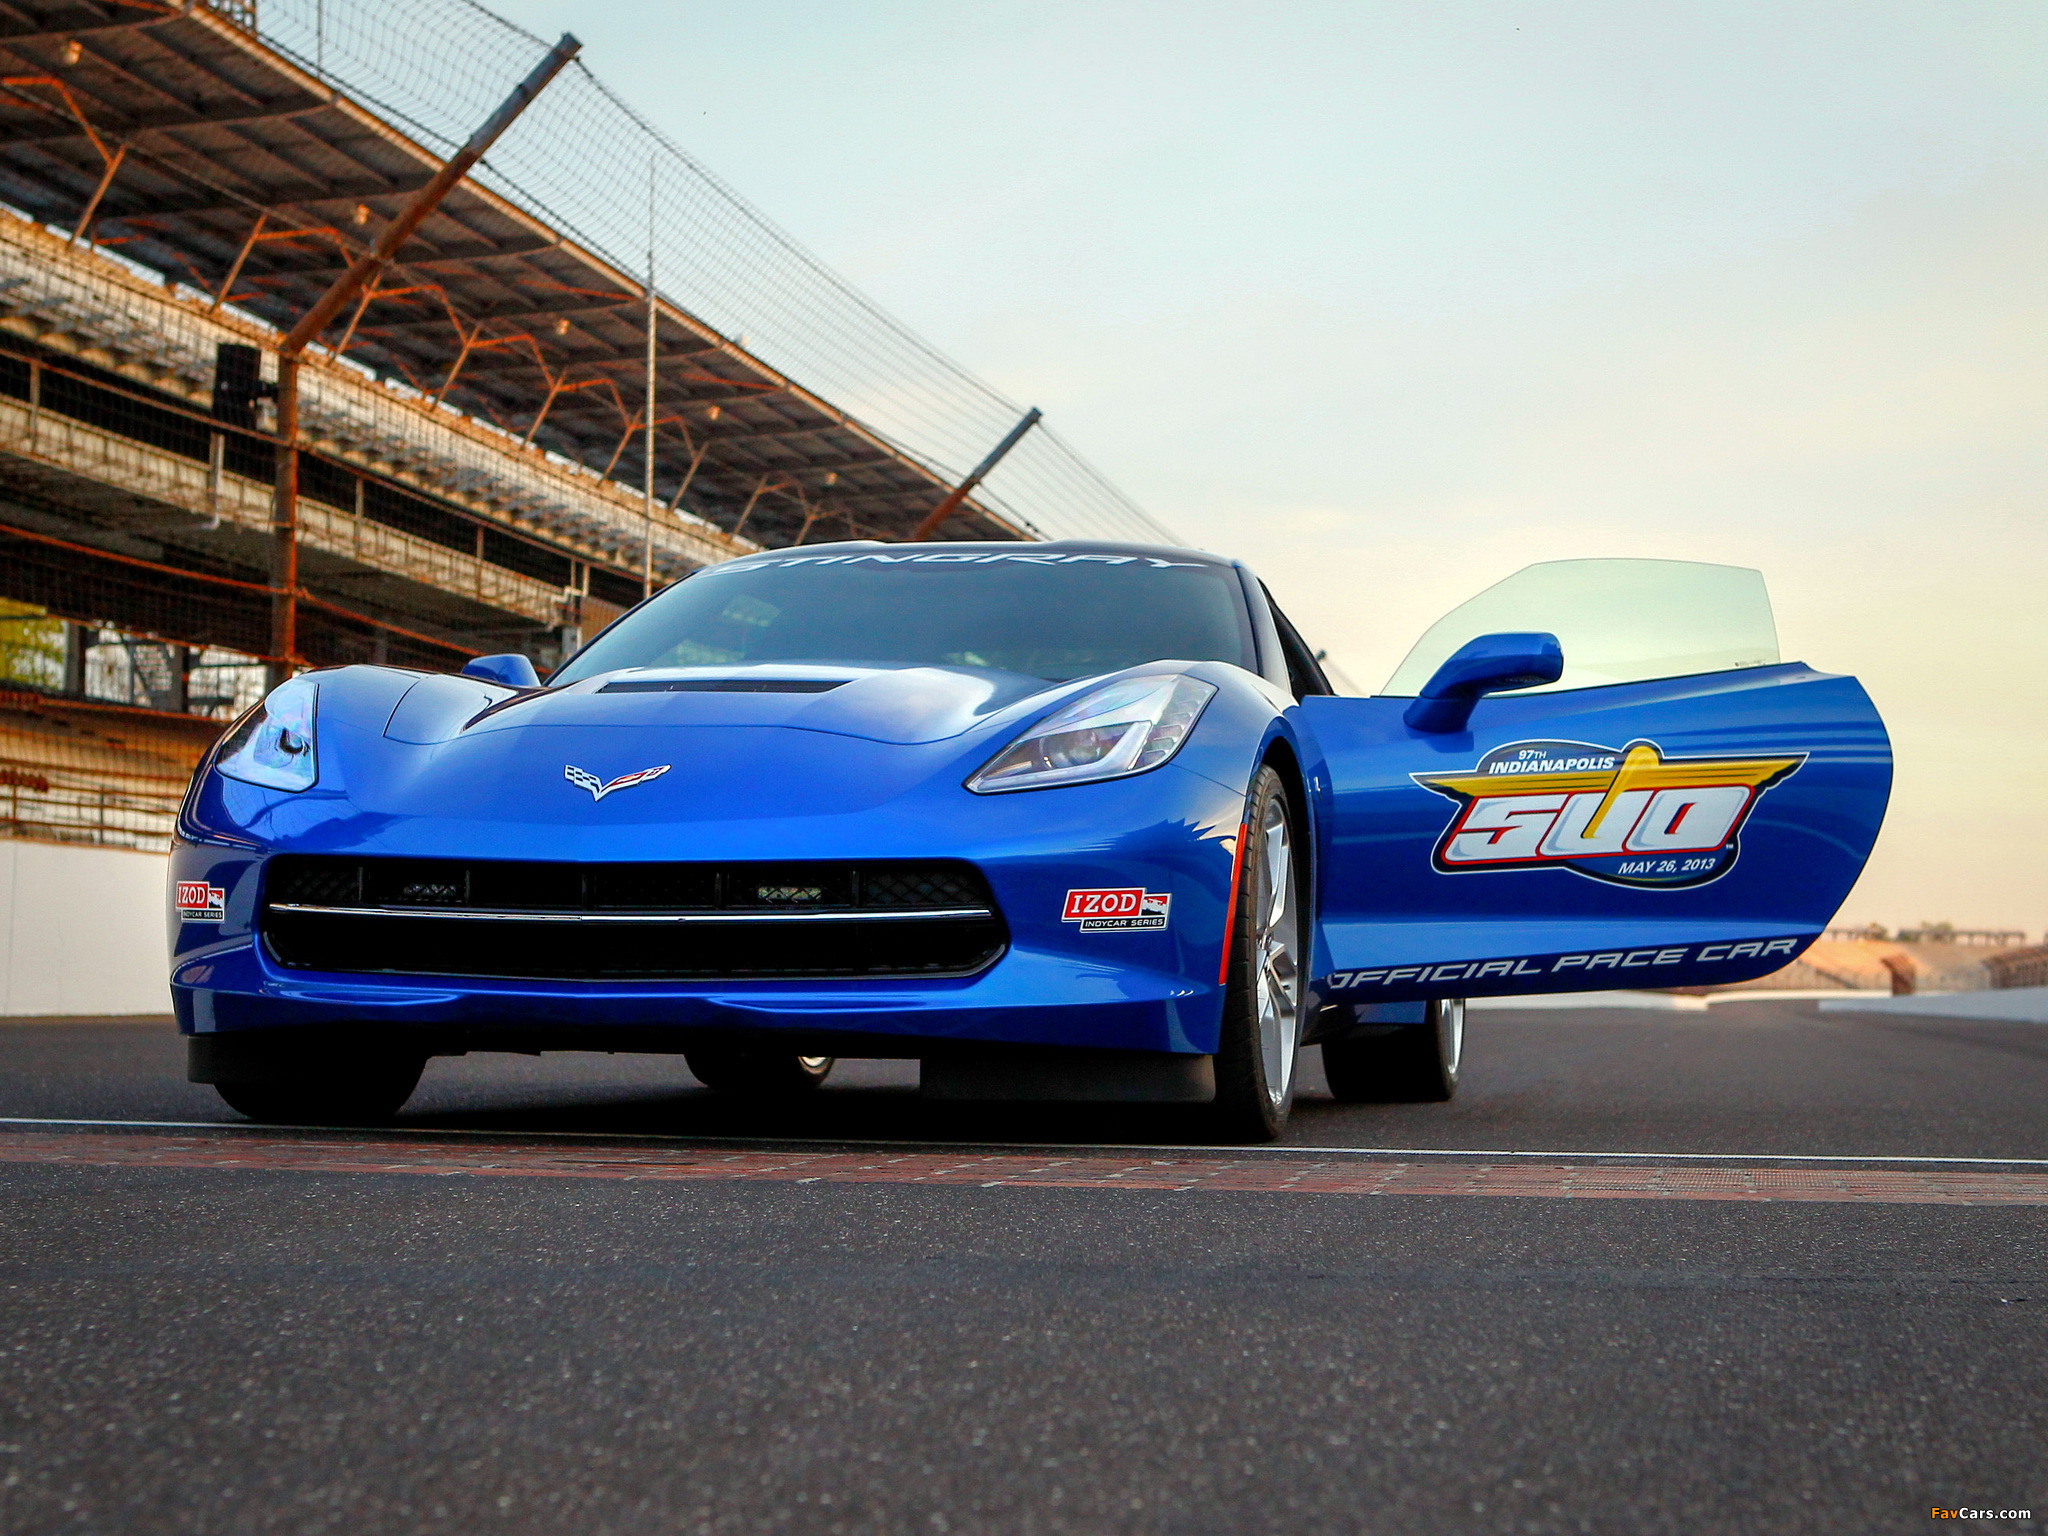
top-left (1, 999), bottom-right (2043, 1534)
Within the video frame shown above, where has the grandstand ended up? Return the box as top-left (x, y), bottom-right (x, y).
top-left (0, 0), bottom-right (1169, 855)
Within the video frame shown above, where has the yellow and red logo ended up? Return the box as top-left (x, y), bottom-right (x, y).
top-left (1413, 738), bottom-right (1804, 888)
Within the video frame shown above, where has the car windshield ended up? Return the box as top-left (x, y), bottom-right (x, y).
top-left (552, 550), bottom-right (1256, 684)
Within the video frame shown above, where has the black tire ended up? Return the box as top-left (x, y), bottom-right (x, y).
top-left (1204, 765), bottom-right (1308, 1142)
top-left (1322, 999), bottom-right (1465, 1103)
top-left (685, 1049), bottom-right (836, 1097)
top-left (212, 1055), bottom-right (426, 1125)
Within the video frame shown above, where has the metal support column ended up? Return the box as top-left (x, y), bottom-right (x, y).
top-left (266, 355), bottom-right (299, 686)
top-left (908, 407), bottom-right (1043, 542)
top-left (61, 621), bottom-right (86, 697)
top-left (642, 154), bottom-right (658, 601)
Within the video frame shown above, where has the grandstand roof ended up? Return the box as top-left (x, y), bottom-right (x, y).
top-left (0, 0), bottom-right (1030, 548)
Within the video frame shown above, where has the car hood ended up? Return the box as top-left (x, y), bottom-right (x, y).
top-left (201, 664), bottom-right (1083, 846)
top-left (383, 663), bottom-right (1057, 748)
top-left (191, 658), bottom-right (1249, 853)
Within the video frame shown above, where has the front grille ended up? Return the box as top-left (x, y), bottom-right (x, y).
top-left (266, 857), bottom-right (988, 912)
top-left (261, 856), bottom-right (1005, 980)
top-left (861, 866), bottom-right (991, 908)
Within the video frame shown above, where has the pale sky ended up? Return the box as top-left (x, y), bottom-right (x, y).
top-left (490, 0), bottom-right (2048, 930)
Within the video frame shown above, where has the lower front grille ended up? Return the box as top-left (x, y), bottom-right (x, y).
top-left (262, 910), bottom-right (1004, 980)
top-left (260, 856), bottom-right (1006, 981)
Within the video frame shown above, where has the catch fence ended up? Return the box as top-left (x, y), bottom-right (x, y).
top-left (253, 0), bottom-right (1173, 547)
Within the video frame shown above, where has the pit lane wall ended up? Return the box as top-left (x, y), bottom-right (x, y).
top-left (0, 838), bottom-right (168, 1015)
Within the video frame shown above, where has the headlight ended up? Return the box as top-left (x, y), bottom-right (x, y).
top-left (966, 673), bottom-right (1216, 794)
top-left (215, 677), bottom-right (319, 792)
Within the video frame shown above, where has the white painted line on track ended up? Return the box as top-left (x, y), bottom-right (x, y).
top-left (0, 1116), bottom-right (2044, 1168)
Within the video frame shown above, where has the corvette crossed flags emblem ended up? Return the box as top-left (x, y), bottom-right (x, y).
top-left (564, 763), bottom-right (671, 802)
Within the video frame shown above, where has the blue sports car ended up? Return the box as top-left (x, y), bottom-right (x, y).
top-left (170, 543), bottom-right (1890, 1139)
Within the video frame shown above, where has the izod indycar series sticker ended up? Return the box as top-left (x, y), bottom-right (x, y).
top-left (175, 881), bottom-right (227, 921)
top-left (1413, 738), bottom-right (1804, 889)
top-left (1063, 887), bottom-right (1171, 932)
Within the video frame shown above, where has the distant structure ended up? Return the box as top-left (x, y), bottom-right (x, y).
top-left (1746, 930), bottom-right (2041, 998)
top-left (0, 0), bottom-right (1171, 856)
top-left (1824, 925), bottom-right (2030, 948)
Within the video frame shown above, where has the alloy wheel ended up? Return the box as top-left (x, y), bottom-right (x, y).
top-left (1437, 998), bottom-right (1465, 1082)
top-left (1253, 793), bottom-right (1304, 1107)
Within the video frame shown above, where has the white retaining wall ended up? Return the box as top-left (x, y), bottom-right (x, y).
top-left (0, 839), bottom-right (171, 1016)
top-left (1817, 988), bottom-right (2048, 1024)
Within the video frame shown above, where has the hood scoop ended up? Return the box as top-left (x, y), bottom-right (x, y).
top-left (403, 664), bottom-right (1056, 745)
top-left (599, 678), bottom-right (846, 695)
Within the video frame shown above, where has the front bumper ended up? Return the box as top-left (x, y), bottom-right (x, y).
top-left (169, 760), bottom-right (1245, 1058)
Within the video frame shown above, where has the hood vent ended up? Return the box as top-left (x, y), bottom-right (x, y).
top-left (599, 678), bottom-right (847, 694)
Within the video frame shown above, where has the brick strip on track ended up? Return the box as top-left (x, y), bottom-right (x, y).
top-left (5, 1129), bottom-right (2048, 1205)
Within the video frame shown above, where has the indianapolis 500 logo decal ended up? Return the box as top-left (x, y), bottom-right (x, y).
top-left (1413, 738), bottom-right (1805, 889)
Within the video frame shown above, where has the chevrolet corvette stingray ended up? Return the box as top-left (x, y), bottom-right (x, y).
top-left (170, 544), bottom-right (1890, 1139)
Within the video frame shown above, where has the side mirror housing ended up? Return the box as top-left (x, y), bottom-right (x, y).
top-left (460, 653), bottom-right (541, 690)
top-left (1402, 631), bottom-right (1563, 734)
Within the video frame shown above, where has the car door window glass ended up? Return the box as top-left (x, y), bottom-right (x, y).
top-left (1380, 559), bottom-right (1780, 696)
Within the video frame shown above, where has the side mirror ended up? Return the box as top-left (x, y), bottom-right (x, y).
top-left (1402, 631), bottom-right (1563, 734)
top-left (460, 653), bottom-right (541, 690)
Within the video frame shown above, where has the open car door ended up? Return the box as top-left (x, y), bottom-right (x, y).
top-left (1297, 559), bottom-right (1891, 1004)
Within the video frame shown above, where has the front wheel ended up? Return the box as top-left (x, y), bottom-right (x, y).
top-left (1322, 999), bottom-right (1465, 1103)
top-left (1203, 766), bottom-right (1307, 1142)
top-left (210, 1053), bottom-right (426, 1125)
top-left (685, 1049), bottom-right (836, 1097)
